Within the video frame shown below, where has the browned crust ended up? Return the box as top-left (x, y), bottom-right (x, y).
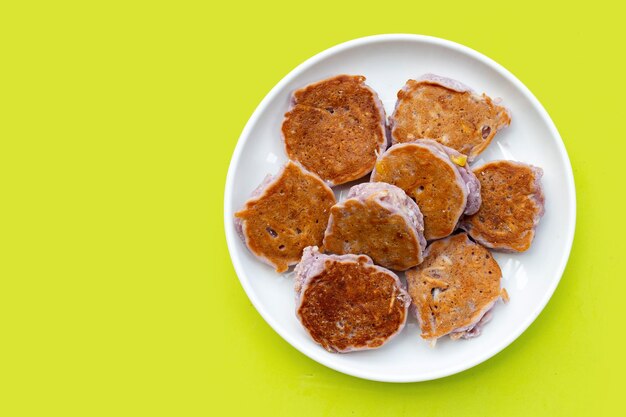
top-left (405, 233), bottom-right (503, 340)
top-left (282, 75), bottom-right (386, 185)
top-left (391, 81), bottom-right (510, 160)
top-left (323, 196), bottom-right (422, 271)
top-left (234, 162), bottom-right (336, 272)
top-left (371, 143), bottom-right (466, 240)
top-left (462, 161), bottom-right (543, 252)
top-left (297, 259), bottom-right (408, 352)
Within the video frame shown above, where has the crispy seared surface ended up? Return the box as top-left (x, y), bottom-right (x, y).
top-left (297, 258), bottom-right (408, 352)
top-left (406, 233), bottom-right (503, 340)
top-left (282, 75), bottom-right (386, 185)
top-left (323, 197), bottom-right (421, 271)
top-left (462, 161), bottom-right (543, 252)
top-left (372, 143), bottom-right (465, 240)
top-left (235, 162), bottom-right (336, 272)
top-left (391, 81), bottom-right (510, 160)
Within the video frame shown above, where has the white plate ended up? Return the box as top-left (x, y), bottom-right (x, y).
top-left (224, 34), bottom-right (576, 382)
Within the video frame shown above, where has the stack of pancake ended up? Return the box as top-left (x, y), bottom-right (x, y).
top-left (235, 74), bottom-right (545, 352)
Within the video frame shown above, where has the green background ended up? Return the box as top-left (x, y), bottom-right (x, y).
top-left (1, 1), bottom-right (623, 415)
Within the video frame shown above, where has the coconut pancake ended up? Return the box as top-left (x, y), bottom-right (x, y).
top-left (234, 161), bottom-right (336, 272)
top-left (371, 140), bottom-right (481, 240)
top-left (390, 74), bottom-right (511, 161)
top-left (322, 182), bottom-right (425, 271)
top-left (281, 75), bottom-right (387, 186)
top-left (295, 247), bottom-right (411, 353)
top-left (405, 233), bottom-right (508, 342)
top-left (460, 160), bottom-right (545, 252)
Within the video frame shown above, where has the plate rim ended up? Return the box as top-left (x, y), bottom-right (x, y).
top-left (223, 33), bottom-right (577, 383)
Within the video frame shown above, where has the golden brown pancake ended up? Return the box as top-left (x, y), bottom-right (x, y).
top-left (406, 233), bottom-right (507, 341)
top-left (460, 160), bottom-right (545, 252)
top-left (234, 161), bottom-right (336, 272)
top-left (371, 140), bottom-right (481, 240)
top-left (322, 183), bottom-right (425, 271)
top-left (295, 247), bottom-right (410, 352)
top-left (390, 74), bottom-right (510, 161)
top-left (282, 75), bottom-right (387, 185)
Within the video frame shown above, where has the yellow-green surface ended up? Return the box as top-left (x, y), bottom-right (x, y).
top-left (1, 1), bottom-right (624, 415)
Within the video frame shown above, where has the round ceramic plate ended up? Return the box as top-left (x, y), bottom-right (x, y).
top-left (224, 34), bottom-right (576, 382)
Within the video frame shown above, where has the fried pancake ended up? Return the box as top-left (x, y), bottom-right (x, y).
top-left (323, 182), bottom-right (425, 270)
top-left (282, 75), bottom-right (387, 186)
top-left (390, 74), bottom-right (511, 161)
top-left (460, 161), bottom-right (545, 252)
top-left (234, 161), bottom-right (336, 272)
top-left (371, 140), bottom-right (481, 240)
top-left (295, 247), bottom-right (410, 352)
top-left (405, 233), bottom-right (508, 341)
